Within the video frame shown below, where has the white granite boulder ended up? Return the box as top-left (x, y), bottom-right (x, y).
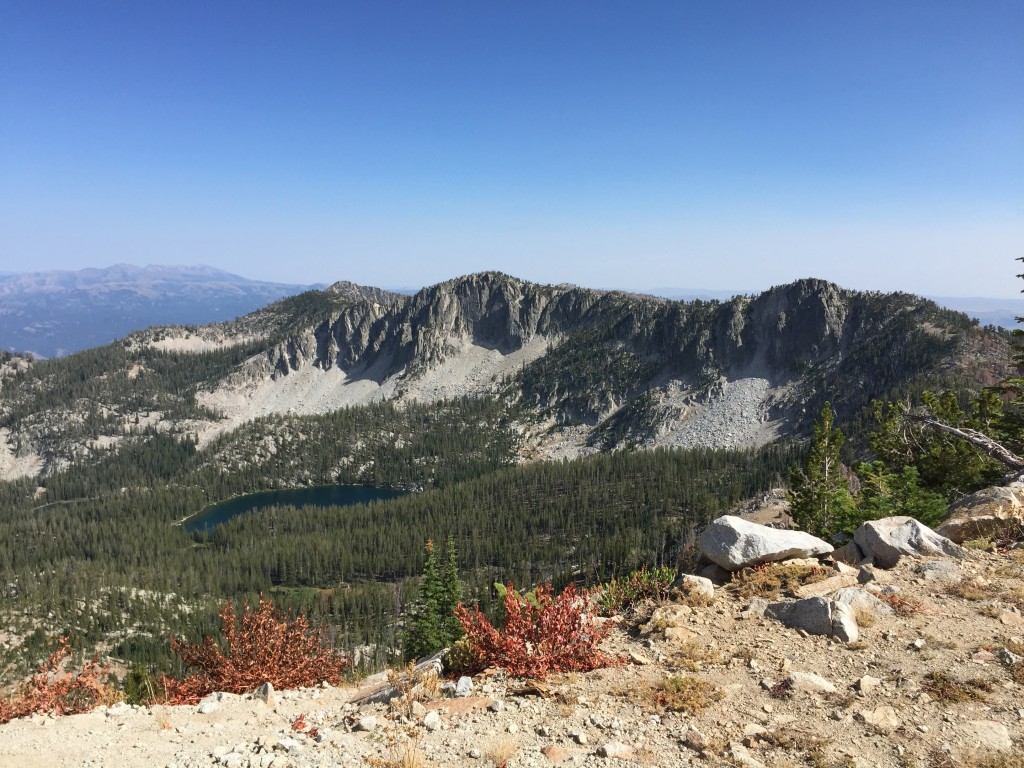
top-left (699, 515), bottom-right (833, 571)
top-left (853, 516), bottom-right (967, 569)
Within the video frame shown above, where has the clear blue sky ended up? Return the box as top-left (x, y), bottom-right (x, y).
top-left (2, 1), bottom-right (1022, 296)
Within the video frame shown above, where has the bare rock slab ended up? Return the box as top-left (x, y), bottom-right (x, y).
top-left (699, 515), bottom-right (833, 571)
top-left (853, 516), bottom-right (967, 569)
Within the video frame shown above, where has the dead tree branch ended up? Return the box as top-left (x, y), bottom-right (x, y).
top-left (906, 414), bottom-right (1024, 471)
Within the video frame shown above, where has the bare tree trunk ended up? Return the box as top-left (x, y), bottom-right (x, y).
top-left (907, 414), bottom-right (1024, 471)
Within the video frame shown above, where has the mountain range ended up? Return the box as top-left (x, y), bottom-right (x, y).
top-left (0, 264), bottom-right (320, 358)
top-left (0, 271), bottom-right (1011, 482)
top-left (0, 265), bottom-right (1020, 361)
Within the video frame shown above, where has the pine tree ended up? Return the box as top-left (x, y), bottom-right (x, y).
top-left (787, 402), bottom-right (856, 539)
top-left (438, 537), bottom-right (463, 645)
top-left (402, 539), bottom-right (463, 661)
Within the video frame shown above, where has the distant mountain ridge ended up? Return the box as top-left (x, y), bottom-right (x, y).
top-left (647, 288), bottom-right (1023, 329)
top-left (0, 264), bottom-right (318, 358)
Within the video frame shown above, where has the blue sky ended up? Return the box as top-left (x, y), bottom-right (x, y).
top-left (2, 2), bottom-right (1022, 296)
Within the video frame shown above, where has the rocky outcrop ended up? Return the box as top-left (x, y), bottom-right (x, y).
top-left (699, 515), bottom-right (833, 571)
top-left (853, 516), bottom-right (968, 569)
top-left (938, 482), bottom-right (1024, 544)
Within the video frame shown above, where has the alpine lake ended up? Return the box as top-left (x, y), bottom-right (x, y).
top-left (183, 485), bottom-right (405, 533)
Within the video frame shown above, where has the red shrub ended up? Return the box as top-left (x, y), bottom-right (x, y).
top-left (454, 582), bottom-right (618, 679)
top-left (161, 596), bottom-right (348, 704)
top-left (0, 636), bottom-right (111, 723)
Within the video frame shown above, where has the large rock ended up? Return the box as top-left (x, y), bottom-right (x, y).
top-left (938, 482), bottom-right (1024, 544)
top-left (764, 596), bottom-right (859, 642)
top-left (699, 516), bottom-right (833, 571)
top-left (853, 516), bottom-right (967, 569)
top-left (832, 587), bottom-right (894, 617)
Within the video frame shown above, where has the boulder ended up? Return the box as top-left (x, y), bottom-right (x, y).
top-left (764, 596), bottom-right (859, 642)
top-left (915, 560), bottom-right (960, 581)
top-left (699, 516), bottom-right (833, 571)
top-left (853, 517), bottom-right (967, 569)
top-left (793, 573), bottom-right (858, 599)
top-left (832, 587), bottom-right (894, 617)
top-left (938, 482), bottom-right (1024, 544)
top-left (679, 574), bottom-right (716, 601)
top-left (831, 540), bottom-right (865, 566)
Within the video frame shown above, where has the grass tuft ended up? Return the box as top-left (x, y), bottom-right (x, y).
top-left (922, 671), bottom-right (992, 703)
top-left (726, 564), bottom-right (831, 600)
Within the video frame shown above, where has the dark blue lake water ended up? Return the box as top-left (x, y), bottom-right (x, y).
top-left (183, 485), bottom-right (404, 533)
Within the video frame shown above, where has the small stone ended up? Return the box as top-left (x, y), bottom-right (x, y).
top-left (683, 727), bottom-right (707, 751)
top-left (541, 745), bottom-right (571, 764)
top-left (788, 671), bottom-right (837, 694)
top-left (680, 574), bottom-right (716, 601)
top-left (571, 731), bottom-right (588, 745)
top-left (355, 715), bottom-right (378, 732)
top-left (961, 720), bottom-right (1013, 752)
top-left (857, 706), bottom-right (901, 733)
top-left (916, 561), bottom-right (961, 581)
top-left (996, 647), bottom-right (1022, 666)
top-left (469, 748), bottom-right (482, 759)
top-left (455, 676), bottom-right (474, 697)
top-left (729, 740), bottom-right (769, 768)
top-left (253, 682), bottom-right (275, 708)
top-left (628, 650), bottom-right (651, 666)
top-left (597, 742), bottom-right (631, 759)
top-left (273, 737), bottom-right (303, 754)
top-left (421, 711), bottom-right (441, 731)
top-left (196, 701), bottom-right (219, 715)
top-left (507, 722), bottom-right (519, 734)
top-left (855, 675), bottom-right (881, 693)
top-left (488, 700), bottom-right (504, 713)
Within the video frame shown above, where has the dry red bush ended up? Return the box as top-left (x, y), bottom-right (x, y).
top-left (0, 636), bottom-right (112, 723)
top-left (454, 582), bottom-right (617, 679)
top-left (161, 596), bottom-right (348, 704)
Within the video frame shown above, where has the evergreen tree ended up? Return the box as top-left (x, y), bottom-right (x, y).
top-left (855, 461), bottom-right (948, 528)
top-left (787, 402), bottom-right (856, 539)
top-left (402, 539), bottom-right (463, 661)
top-left (438, 537), bottom-right (463, 645)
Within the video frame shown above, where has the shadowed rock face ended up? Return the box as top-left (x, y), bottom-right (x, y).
top-left (261, 272), bottom-right (982, 430)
